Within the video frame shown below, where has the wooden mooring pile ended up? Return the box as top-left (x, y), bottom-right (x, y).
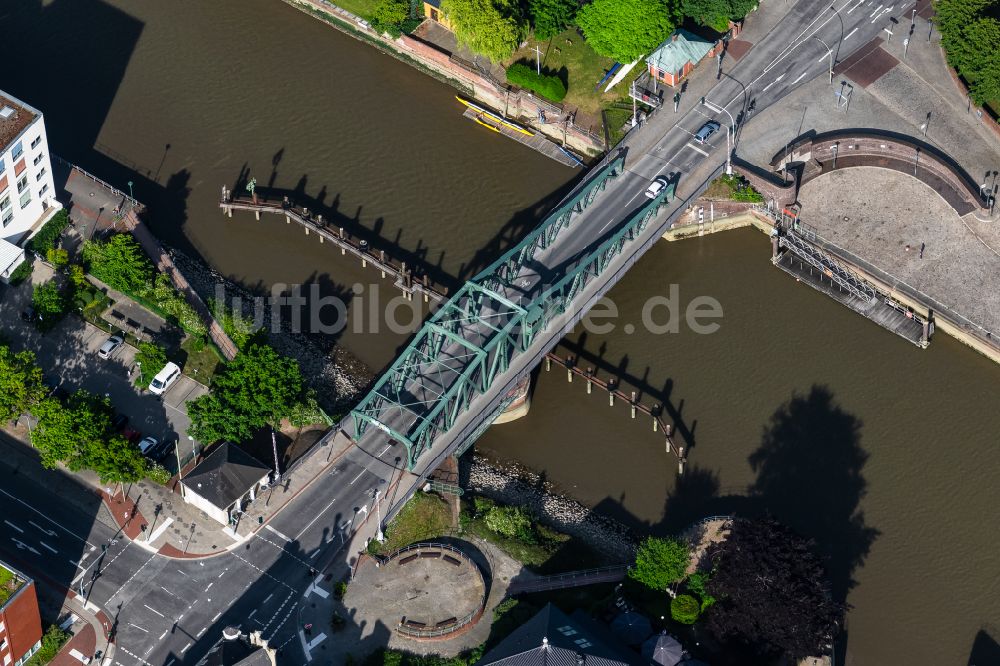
top-left (544, 352), bottom-right (687, 474)
top-left (220, 186), bottom-right (447, 303)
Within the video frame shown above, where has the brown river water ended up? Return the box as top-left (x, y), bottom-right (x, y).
top-left (7, 1), bottom-right (1000, 664)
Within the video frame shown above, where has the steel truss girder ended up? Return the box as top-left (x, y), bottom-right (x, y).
top-left (350, 155), bottom-right (645, 470)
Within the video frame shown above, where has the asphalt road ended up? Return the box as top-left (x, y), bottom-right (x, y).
top-left (1, 3), bottom-right (919, 666)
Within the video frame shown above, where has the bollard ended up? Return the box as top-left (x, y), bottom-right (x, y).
top-left (424, 275), bottom-right (430, 303)
top-left (567, 368), bottom-right (573, 383)
top-left (340, 228), bottom-right (346, 254)
top-left (653, 417), bottom-right (658, 432)
top-left (360, 240), bottom-right (369, 268)
top-left (630, 391), bottom-right (637, 419)
top-left (285, 215), bottom-right (291, 225)
top-left (304, 226), bottom-right (309, 235)
top-left (678, 458), bottom-right (685, 475)
top-left (586, 367), bottom-right (593, 394)
top-left (545, 356), bottom-right (551, 372)
top-left (380, 251), bottom-right (386, 278)
top-left (665, 437), bottom-right (672, 454)
top-left (255, 210), bottom-right (260, 221)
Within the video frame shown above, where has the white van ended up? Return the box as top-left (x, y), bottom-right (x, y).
top-left (149, 362), bottom-right (181, 396)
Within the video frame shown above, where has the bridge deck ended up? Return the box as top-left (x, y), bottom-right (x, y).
top-left (461, 108), bottom-right (583, 168)
top-left (774, 251), bottom-right (927, 347)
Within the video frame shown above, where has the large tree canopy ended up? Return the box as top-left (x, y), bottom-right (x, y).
top-left (82, 233), bottom-right (154, 295)
top-left (681, 0), bottom-right (753, 31)
top-left (32, 392), bottom-right (147, 483)
top-left (441, 0), bottom-right (527, 62)
top-left (187, 343), bottom-right (307, 444)
top-left (0, 345), bottom-right (46, 423)
top-left (935, 0), bottom-right (1000, 105)
top-left (576, 0), bottom-right (677, 62)
top-left (629, 536), bottom-right (690, 590)
top-left (528, 0), bottom-right (577, 40)
top-left (704, 518), bottom-right (844, 660)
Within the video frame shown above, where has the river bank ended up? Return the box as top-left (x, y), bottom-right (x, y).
top-left (278, 0), bottom-right (606, 158)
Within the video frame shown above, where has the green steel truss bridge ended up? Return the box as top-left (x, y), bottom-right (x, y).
top-left (348, 151), bottom-right (682, 471)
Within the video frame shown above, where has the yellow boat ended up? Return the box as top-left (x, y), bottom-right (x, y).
top-left (455, 96), bottom-right (534, 136)
top-left (473, 116), bottom-right (501, 133)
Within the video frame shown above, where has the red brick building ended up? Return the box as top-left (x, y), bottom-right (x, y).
top-left (0, 560), bottom-right (43, 666)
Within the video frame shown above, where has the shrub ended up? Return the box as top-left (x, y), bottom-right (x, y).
top-left (24, 625), bottom-right (70, 666)
top-left (671, 594), bottom-right (700, 624)
top-left (371, 0), bottom-right (408, 36)
top-left (484, 505), bottom-right (534, 542)
top-left (686, 570), bottom-right (716, 610)
top-left (493, 597), bottom-right (518, 621)
top-left (335, 580), bottom-right (348, 598)
top-left (505, 62), bottom-right (567, 102)
top-left (31, 281), bottom-right (67, 330)
top-left (7, 259), bottom-right (33, 285)
top-left (26, 210), bottom-right (70, 255)
top-left (134, 342), bottom-right (169, 390)
top-left (145, 462), bottom-right (172, 485)
top-left (472, 496), bottom-right (495, 516)
top-left (46, 248), bottom-right (69, 269)
top-left (68, 264), bottom-right (88, 290)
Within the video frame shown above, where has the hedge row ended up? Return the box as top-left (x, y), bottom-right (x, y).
top-left (26, 209), bottom-right (70, 255)
top-left (505, 62), bottom-right (567, 102)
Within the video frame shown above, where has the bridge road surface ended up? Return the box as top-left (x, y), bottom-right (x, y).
top-left (0, 3), bottom-right (913, 665)
top-left (339, 0), bottom-right (917, 524)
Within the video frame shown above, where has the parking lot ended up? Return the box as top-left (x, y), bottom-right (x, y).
top-left (0, 263), bottom-right (208, 472)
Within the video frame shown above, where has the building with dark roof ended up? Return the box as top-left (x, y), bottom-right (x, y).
top-left (0, 559), bottom-right (43, 666)
top-left (475, 604), bottom-right (649, 666)
top-left (195, 627), bottom-right (275, 666)
top-left (180, 442), bottom-right (272, 526)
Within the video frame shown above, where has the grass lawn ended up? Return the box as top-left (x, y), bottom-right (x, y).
top-left (372, 491), bottom-right (454, 554)
top-left (179, 336), bottom-right (223, 384)
top-left (329, 0), bottom-right (378, 21)
top-left (0, 566), bottom-right (21, 605)
top-left (509, 28), bottom-right (622, 116)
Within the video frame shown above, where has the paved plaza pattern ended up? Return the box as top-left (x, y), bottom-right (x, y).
top-left (798, 168), bottom-right (1000, 337)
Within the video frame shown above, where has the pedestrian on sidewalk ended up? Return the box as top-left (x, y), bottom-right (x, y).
top-left (919, 242), bottom-right (925, 258)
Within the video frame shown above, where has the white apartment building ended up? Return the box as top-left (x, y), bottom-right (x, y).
top-left (0, 89), bottom-right (60, 281)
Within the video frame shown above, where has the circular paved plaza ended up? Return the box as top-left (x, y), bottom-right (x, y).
top-left (349, 543), bottom-right (487, 640)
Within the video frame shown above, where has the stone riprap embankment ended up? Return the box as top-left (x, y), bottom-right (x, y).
top-left (467, 457), bottom-right (636, 561)
top-left (169, 248), bottom-right (371, 409)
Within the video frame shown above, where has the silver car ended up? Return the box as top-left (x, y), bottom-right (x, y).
top-left (97, 335), bottom-right (124, 359)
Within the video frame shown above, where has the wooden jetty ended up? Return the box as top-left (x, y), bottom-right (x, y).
top-left (544, 351), bottom-right (687, 474)
top-left (220, 187), bottom-right (447, 303)
top-left (457, 98), bottom-right (585, 169)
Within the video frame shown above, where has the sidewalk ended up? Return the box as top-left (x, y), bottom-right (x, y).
top-left (91, 429), bottom-right (357, 558)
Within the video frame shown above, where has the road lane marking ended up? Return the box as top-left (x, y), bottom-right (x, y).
top-left (0, 489), bottom-right (95, 546)
top-left (307, 633), bottom-right (327, 650)
top-left (127, 623), bottom-right (148, 633)
top-left (762, 74), bottom-right (785, 92)
top-left (158, 630), bottom-right (168, 640)
top-left (143, 604), bottom-right (164, 618)
top-left (29, 521), bottom-right (57, 536)
top-left (212, 612), bottom-right (222, 621)
top-left (792, 72), bottom-right (808, 84)
top-left (816, 52), bottom-right (831, 63)
top-left (160, 586), bottom-right (177, 597)
top-left (847, 0), bottom-right (864, 13)
top-left (265, 525), bottom-right (292, 541)
top-left (196, 628), bottom-right (206, 638)
top-left (685, 143), bottom-right (710, 157)
top-left (180, 643), bottom-right (191, 654)
top-left (845, 27), bottom-right (859, 40)
top-left (11, 538), bottom-right (40, 555)
top-left (870, 4), bottom-right (884, 17)
top-left (4, 520), bottom-right (23, 533)
top-left (248, 609), bottom-right (258, 618)
top-left (175, 569), bottom-right (187, 576)
top-left (349, 470), bottom-right (365, 485)
top-left (205, 582), bottom-right (213, 590)
top-left (262, 593), bottom-right (273, 604)
top-left (294, 497), bottom-right (338, 540)
top-left (144, 517), bottom-right (173, 544)
top-left (40, 542), bottom-right (57, 554)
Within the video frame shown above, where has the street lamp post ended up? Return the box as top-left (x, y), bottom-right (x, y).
top-left (373, 488), bottom-right (384, 543)
top-left (812, 35), bottom-right (834, 84)
top-left (127, 180), bottom-right (134, 201)
top-left (135, 361), bottom-right (142, 387)
top-left (703, 98), bottom-right (735, 175)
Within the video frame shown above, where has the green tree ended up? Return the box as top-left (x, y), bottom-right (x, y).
top-left (935, 0), bottom-right (1000, 105)
top-left (0, 345), bottom-right (46, 423)
top-left (441, 0), bottom-right (527, 61)
top-left (187, 344), bottom-right (307, 444)
top-left (46, 247), bottom-right (69, 269)
top-left (134, 342), bottom-right (169, 390)
top-left (31, 391), bottom-right (146, 483)
top-left (32, 281), bottom-right (67, 330)
top-left (528, 0), bottom-right (577, 40)
top-left (25, 625), bottom-right (70, 666)
top-left (82, 233), bottom-right (154, 294)
top-left (629, 536), bottom-right (690, 590)
top-left (506, 62), bottom-right (568, 101)
top-left (372, 0), bottom-right (409, 36)
top-left (682, 0), bottom-right (730, 31)
top-left (483, 505), bottom-right (534, 541)
top-left (577, 0), bottom-right (677, 62)
top-left (670, 593), bottom-right (700, 624)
